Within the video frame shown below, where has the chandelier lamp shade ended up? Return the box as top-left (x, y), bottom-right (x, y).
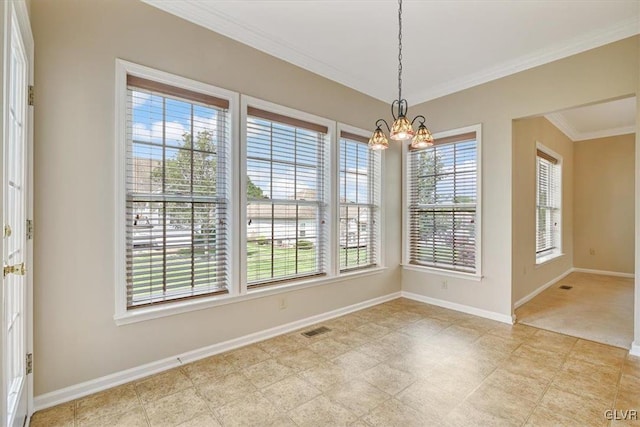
top-left (369, 0), bottom-right (434, 151)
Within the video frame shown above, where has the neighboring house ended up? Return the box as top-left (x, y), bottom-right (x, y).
top-left (245, 204), bottom-right (371, 249)
top-left (130, 156), bottom-right (162, 194)
top-left (246, 190), bottom-right (371, 249)
top-left (339, 205), bottom-right (371, 249)
top-left (246, 203), bottom-right (319, 248)
top-left (130, 156), bottom-right (195, 249)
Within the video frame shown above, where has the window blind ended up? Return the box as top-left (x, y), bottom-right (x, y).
top-left (245, 108), bottom-right (328, 287)
top-left (126, 76), bottom-right (230, 308)
top-left (339, 131), bottom-right (380, 271)
top-left (536, 150), bottom-right (561, 256)
top-left (408, 133), bottom-right (478, 273)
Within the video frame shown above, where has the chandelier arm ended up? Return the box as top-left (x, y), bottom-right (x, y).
top-left (391, 100), bottom-right (399, 120)
top-left (375, 119), bottom-right (391, 133)
top-left (411, 115), bottom-right (426, 126)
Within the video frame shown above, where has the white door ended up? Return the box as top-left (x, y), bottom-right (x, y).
top-left (2, 1), bottom-right (33, 426)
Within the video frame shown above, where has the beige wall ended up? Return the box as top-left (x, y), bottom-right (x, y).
top-left (512, 117), bottom-right (574, 304)
top-left (574, 133), bottom-right (635, 274)
top-left (402, 36), bottom-right (638, 316)
top-left (30, 0), bottom-right (640, 394)
top-left (32, 0), bottom-right (400, 395)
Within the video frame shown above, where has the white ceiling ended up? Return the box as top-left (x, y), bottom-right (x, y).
top-left (545, 97), bottom-right (636, 141)
top-left (142, 0), bottom-right (639, 105)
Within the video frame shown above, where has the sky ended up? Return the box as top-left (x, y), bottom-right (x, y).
top-left (129, 89), bottom-right (376, 203)
top-left (129, 89), bottom-right (477, 205)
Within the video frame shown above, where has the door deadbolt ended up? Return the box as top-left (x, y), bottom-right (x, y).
top-left (4, 262), bottom-right (25, 277)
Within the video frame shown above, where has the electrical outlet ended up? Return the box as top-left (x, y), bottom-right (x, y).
top-left (279, 297), bottom-right (287, 310)
top-left (589, 248), bottom-right (596, 255)
top-left (441, 280), bottom-right (448, 290)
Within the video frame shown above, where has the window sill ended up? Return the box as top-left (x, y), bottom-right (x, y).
top-left (535, 252), bottom-right (564, 267)
top-left (114, 266), bottom-right (388, 326)
top-left (401, 263), bottom-right (483, 282)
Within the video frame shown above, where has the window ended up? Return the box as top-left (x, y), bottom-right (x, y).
top-left (245, 104), bottom-right (330, 287)
top-left (123, 74), bottom-right (232, 308)
top-left (536, 145), bottom-right (561, 262)
top-left (339, 130), bottom-right (381, 271)
top-left (116, 62), bottom-right (386, 323)
top-left (405, 126), bottom-right (481, 275)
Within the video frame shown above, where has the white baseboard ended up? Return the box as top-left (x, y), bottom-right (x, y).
top-left (630, 342), bottom-right (640, 357)
top-left (571, 268), bottom-right (634, 279)
top-left (401, 291), bottom-right (514, 325)
top-left (34, 291), bottom-right (401, 411)
top-left (513, 268), bottom-right (573, 309)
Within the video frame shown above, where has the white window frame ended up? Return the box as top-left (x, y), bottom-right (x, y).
top-left (336, 123), bottom-right (384, 272)
top-left (114, 59), bottom-right (240, 324)
top-left (114, 62), bottom-right (387, 325)
top-left (402, 124), bottom-right (483, 280)
top-left (240, 96), bottom-right (338, 292)
top-left (535, 142), bottom-right (563, 265)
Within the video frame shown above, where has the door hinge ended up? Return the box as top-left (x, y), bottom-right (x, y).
top-left (26, 353), bottom-right (33, 375)
top-left (26, 219), bottom-right (33, 240)
top-left (28, 85), bottom-right (34, 106)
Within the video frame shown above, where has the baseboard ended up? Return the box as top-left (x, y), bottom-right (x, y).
top-left (513, 268), bottom-right (573, 309)
top-left (630, 342), bottom-right (640, 357)
top-left (34, 291), bottom-right (401, 411)
top-left (401, 291), bottom-right (514, 325)
top-left (571, 268), bottom-right (634, 279)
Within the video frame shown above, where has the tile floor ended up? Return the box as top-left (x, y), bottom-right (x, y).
top-left (516, 272), bottom-right (634, 349)
top-left (32, 298), bottom-right (640, 426)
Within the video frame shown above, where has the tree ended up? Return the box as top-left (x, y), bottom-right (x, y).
top-left (247, 176), bottom-right (265, 199)
top-left (412, 150), bottom-right (446, 245)
top-left (414, 150), bottom-right (444, 205)
top-left (153, 129), bottom-right (218, 252)
top-left (413, 149), bottom-right (475, 267)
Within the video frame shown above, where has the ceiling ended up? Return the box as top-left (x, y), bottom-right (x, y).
top-left (545, 97), bottom-right (636, 141)
top-left (142, 0), bottom-right (639, 105)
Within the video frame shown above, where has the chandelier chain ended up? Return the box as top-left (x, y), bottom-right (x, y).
top-left (398, 0), bottom-right (403, 103)
top-left (369, 0), bottom-right (433, 150)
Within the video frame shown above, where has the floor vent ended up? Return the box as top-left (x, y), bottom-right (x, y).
top-left (302, 326), bottom-right (331, 338)
top-left (559, 285), bottom-right (573, 290)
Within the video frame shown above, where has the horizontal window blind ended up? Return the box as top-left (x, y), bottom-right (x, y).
top-left (246, 109), bottom-right (328, 286)
top-left (126, 76), bottom-right (230, 308)
top-left (536, 150), bottom-right (561, 256)
top-left (339, 131), bottom-right (380, 272)
top-left (408, 133), bottom-right (478, 273)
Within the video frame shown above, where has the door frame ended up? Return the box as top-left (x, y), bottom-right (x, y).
top-left (1, 0), bottom-right (34, 423)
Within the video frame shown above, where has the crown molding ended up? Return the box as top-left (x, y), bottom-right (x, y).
top-left (143, 1), bottom-right (639, 105)
top-left (140, 0), bottom-right (387, 102)
top-left (572, 125), bottom-right (636, 141)
top-left (409, 16), bottom-right (640, 104)
top-left (544, 113), bottom-right (580, 141)
top-left (545, 113), bottom-right (636, 142)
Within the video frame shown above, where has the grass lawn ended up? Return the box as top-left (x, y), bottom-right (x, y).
top-left (246, 242), bottom-right (317, 283)
top-left (129, 243), bottom-right (372, 303)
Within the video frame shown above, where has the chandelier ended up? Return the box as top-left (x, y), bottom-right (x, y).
top-left (369, 0), bottom-right (434, 151)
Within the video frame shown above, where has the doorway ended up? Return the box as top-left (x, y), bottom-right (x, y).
top-left (512, 96), bottom-right (636, 349)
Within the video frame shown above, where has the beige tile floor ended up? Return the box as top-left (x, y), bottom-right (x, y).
top-left (32, 298), bottom-right (640, 427)
top-left (516, 272), bottom-right (634, 349)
